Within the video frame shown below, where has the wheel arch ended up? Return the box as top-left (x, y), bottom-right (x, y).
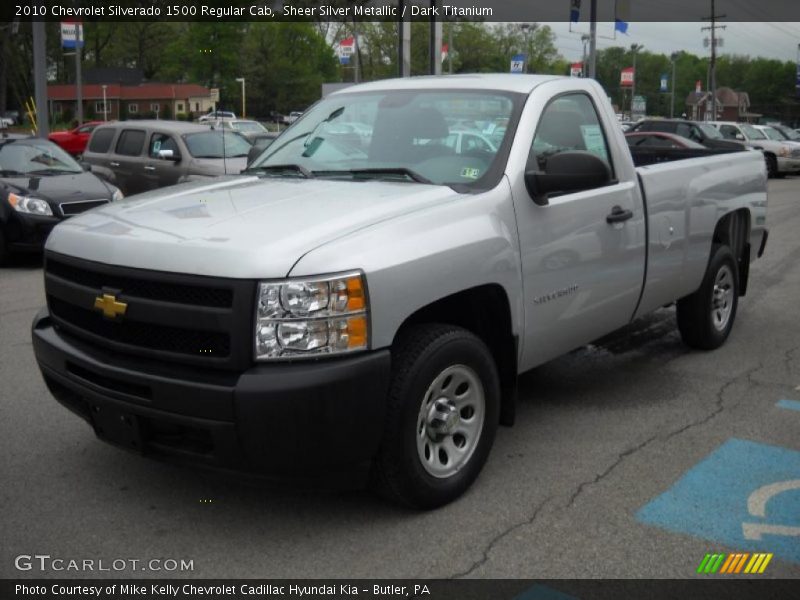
top-left (392, 284), bottom-right (518, 427)
top-left (712, 208), bottom-right (751, 296)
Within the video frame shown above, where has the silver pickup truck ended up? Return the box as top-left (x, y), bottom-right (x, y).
top-left (32, 75), bottom-right (768, 508)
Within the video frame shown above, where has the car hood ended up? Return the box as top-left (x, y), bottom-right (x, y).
top-left (3, 171), bottom-right (113, 205)
top-left (45, 175), bottom-right (463, 278)
top-left (190, 156), bottom-right (248, 175)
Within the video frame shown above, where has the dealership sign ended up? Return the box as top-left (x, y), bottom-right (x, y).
top-left (570, 63), bottom-right (583, 77)
top-left (620, 67), bottom-right (634, 87)
top-left (60, 22), bottom-right (84, 49)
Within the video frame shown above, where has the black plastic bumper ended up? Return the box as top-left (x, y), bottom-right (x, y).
top-left (32, 309), bottom-right (391, 484)
top-left (4, 212), bottom-right (60, 251)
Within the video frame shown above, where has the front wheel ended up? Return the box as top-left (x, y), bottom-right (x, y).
top-left (372, 324), bottom-right (500, 509)
top-left (0, 225), bottom-right (10, 266)
top-left (677, 244), bottom-right (739, 350)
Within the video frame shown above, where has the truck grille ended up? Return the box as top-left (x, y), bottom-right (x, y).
top-left (44, 252), bottom-right (255, 370)
top-left (59, 199), bottom-right (109, 217)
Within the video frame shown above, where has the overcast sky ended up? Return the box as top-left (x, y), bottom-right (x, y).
top-left (542, 22), bottom-right (800, 63)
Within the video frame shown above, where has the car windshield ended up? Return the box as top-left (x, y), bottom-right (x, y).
top-left (774, 125), bottom-right (800, 141)
top-left (698, 123), bottom-right (723, 139)
top-left (760, 127), bottom-right (785, 141)
top-left (182, 131), bottom-right (252, 158)
top-left (251, 89), bottom-right (519, 187)
top-left (740, 124), bottom-right (766, 140)
top-left (232, 121), bottom-right (267, 133)
top-left (0, 139), bottom-right (82, 175)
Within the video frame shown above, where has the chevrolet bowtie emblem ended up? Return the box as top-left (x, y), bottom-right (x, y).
top-left (94, 293), bottom-right (127, 319)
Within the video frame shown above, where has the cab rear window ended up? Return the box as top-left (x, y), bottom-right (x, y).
top-left (87, 128), bottom-right (115, 154)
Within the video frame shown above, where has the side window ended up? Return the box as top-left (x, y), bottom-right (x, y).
top-left (115, 130), bottom-right (146, 157)
top-left (719, 125), bottom-right (738, 140)
top-left (530, 93), bottom-right (612, 171)
top-left (675, 123), bottom-right (691, 138)
top-left (149, 133), bottom-right (180, 158)
top-left (87, 128), bottom-right (116, 154)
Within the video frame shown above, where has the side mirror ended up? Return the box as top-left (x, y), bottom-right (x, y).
top-left (80, 161), bottom-right (92, 172)
top-left (157, 149), bottom-right (178, 161)
top-left (525, 151), bottom-right (613, 206)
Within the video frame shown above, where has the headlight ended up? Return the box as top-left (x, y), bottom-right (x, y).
top-left (7, 193), bottom-right (53, 216)
top-left (255, 271), bottom-right (368, 360)
top-left (778, 145), bottom-right (791, 157)
top-left (111, 188), bottom-right (124, 202)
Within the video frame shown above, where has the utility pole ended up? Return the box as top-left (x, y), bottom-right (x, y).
top-left (702, 0), bottom-right (726, 121)
top-left (32, 20), bottom-right (48, 137)
top-left (588, 0), bottom-right (597, 78)
top-left (581, 34), bottom-right (590, 77)
top-left (630, 43), bottom-right (643, 119)
top-left (670, 52), bottom-right (679, 119)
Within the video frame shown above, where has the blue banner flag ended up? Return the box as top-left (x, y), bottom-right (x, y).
top-left (615, 0), bottom-right (630, 34)
top-left (570, 0), bottom-right (581, 23)
top-left (660, 73), bottom-right (669, 92)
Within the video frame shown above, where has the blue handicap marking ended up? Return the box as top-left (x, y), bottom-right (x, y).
top-left (513, 584), bottom-right (579, 600)
top-left (637, 438), bottom-right (800, 564)
top-left (777, 399), bottom-right (800, 412)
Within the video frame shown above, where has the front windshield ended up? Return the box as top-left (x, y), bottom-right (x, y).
top-left (183, 131), bottom-right (251, 158)
top-left (740, 124), bottom-right (766, 140)
top-left (761, 126), bottom-right (785, 141)
top-left (232, 121), bottom-right (267, 133)
top-left (775, 125), bottom-right (800, 141)
top-left (698, 123), bottom-right (723, 139)
top-left (0, 139), bottom-right (82, 175)
top-left (251, 90), bottom-right (519, 187)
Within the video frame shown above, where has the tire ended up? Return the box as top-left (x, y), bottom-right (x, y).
top-left (766, 154), bottom-right (778, 179)
top-left (677, 244), bottom-right (739, 350)
top-left (0, 225), bottom-right (10, 266)
top-left (372, 324), bottom-right (500, 509)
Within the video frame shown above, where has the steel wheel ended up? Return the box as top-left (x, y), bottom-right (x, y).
top-left (416, 364), bottom-right (485, 479)
top-left (711, 264), bottom-right (734, 332)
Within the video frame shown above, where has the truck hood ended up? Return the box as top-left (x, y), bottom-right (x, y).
top-left (45, 175), bottom-right (462, 278)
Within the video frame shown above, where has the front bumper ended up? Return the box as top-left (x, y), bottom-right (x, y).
top-left (3, 212), bottom-right (60, 252)
top-left (32, 308), bottom-right (391, 484)
top-left (776, 156), bottom-right (800, 173)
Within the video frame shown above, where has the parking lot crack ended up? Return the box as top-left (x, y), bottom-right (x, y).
top-left (449, 495), bottom-right (553, 579)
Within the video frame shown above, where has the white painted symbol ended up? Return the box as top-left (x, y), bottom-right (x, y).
top-left (742, 479), bottom-right (800, 540)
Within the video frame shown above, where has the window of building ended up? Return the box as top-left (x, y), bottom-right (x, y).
top-left (176, 103), bottom-right (184, 112)
top-left (128, 103), bottom-right (138, 114)
top-left (195, 102), bottom-right (200, 112)
top-left (150, 103), bottom-right (160, 114)
top-left (95, 101), bottom-right (108, 116)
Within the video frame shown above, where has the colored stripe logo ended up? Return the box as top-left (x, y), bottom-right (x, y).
top-left (697, 552), bottom-right (773, 574)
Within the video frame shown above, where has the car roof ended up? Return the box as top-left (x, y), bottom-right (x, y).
top-left (93, 120), bottom-right (213, 133)
top-left (329, 73), bottom-right (563, 96)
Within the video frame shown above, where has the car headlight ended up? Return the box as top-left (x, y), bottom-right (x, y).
top-left (778, 145), bottom-right (792, 157)
top-left (111, 188), bottom-right (124, 202)
top-left (7, 192), bottom-right (53, 216)
top-left (255, 271), bottom-right (369, 360)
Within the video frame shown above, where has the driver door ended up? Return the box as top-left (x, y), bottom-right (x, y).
top-left (512, 92), bottom-right (646, 369)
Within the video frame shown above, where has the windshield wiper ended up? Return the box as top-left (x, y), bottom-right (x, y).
top-left (242, 164), bottom-right (314, 178)
top-left (314, 167), bottom-right (433, 184)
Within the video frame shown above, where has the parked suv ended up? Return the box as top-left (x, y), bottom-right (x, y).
top-left (708, 120), bottom-right (800, 177)
top-left (630, 119), bottom-right (745, 150)
top-left (82, 120), bottom-right (250, 195)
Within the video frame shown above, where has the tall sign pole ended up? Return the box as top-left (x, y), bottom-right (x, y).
top-left (588, 0), bottom-right (597, 78)
top-left (702, 0), bottom-right (725, 121)
top-left (32, 20), bottom-right (48, 137)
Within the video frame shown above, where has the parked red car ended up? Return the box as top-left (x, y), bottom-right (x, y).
top-left (48, 121), bottom-right (104, 156)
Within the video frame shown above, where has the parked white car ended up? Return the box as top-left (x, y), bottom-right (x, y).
top-left (709, 120), bottom-right (800, 177)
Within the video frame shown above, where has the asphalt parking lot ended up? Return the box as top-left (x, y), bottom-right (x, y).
top-left (1, 179), bottom-right (798, 580)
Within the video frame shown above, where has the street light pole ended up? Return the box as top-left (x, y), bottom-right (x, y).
top-left (630, 43), bottom-right (643, 119)
top-left (235, 77), bottom-right (245, 118)
top-left (101, 84), bottom-right (107, 122)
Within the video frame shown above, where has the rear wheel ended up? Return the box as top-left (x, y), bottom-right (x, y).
top-left (765, 154), bottom-right (778, 178)
top-left (677, 244), bottom-right (739, 350)
top-left (372, 324), bottom-right (500, 509)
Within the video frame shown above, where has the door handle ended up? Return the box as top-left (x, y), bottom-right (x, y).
top-left (144, 166), bottom-right (156, 171)
top-left (109, 161), bottom-right (120, 167)
top-left (606, 205), bottom-right (634, 224)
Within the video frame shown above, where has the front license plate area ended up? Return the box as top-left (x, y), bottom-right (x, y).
top-left (89, 404), bottom-right (143, 453)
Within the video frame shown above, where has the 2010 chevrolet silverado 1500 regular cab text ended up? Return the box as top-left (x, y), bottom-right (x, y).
top-left (32, 75), bottom-right (768, 508)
